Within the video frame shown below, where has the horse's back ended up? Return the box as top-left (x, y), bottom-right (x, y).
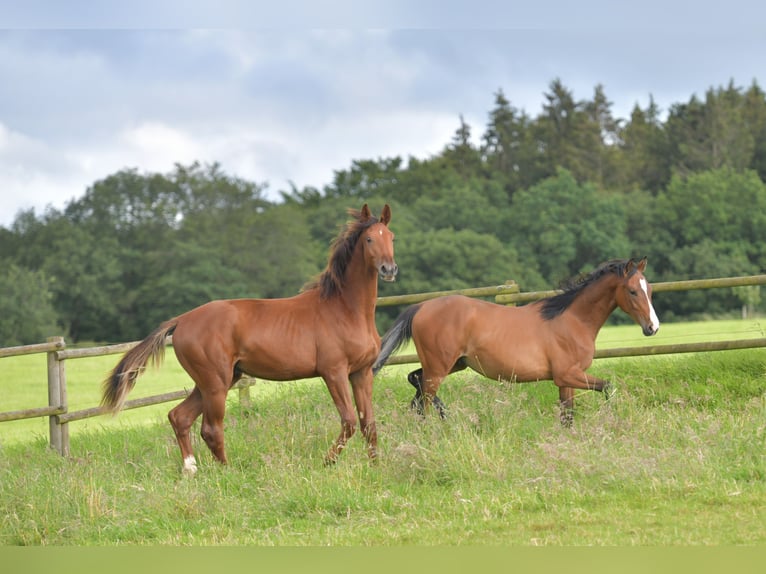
top-left (416, 295), bottom-right (530, 334)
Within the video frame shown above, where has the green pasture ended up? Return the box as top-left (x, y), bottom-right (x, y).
top-left (0, 319), bottom-right (765, 545)
top-left (2, 318), bottom-right (763, 445)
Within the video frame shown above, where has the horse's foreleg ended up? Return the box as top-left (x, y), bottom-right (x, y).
top-left (555, 368), bottom-right (613, 426)
top-left (558, 387), bottom-right (575, 427)
top-left (323, 371), bottom-right (357, 465)
top-left (168, 387), bottom-right (204, 474)
top-left (350, 369), bottom-right (378, 461)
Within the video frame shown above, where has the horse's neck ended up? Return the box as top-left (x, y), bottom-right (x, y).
top-left (337, 249), bottom-right (379, 317)
top-left (569, 278), bottom-right (618, 335)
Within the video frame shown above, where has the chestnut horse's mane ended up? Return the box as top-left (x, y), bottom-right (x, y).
top-left (302, 208), bottom-right (381, 299)
top-left (539, 258), bottom-right (636, 320)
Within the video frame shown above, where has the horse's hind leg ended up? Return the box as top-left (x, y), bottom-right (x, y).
top-left (168, 387), bottom-right (204, 474)
top-left (407, 357), bottom-right (468, 419)
top-left (408, 368), bottom-right (426, 413)
top-left (172, 358), bottom-right (232, 471)
top-left (199, 387), bottom-right (229, 465)
top-left (408, 368), bottom-right (446, 419)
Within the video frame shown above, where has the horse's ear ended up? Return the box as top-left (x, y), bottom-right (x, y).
top-left (624, 258), bottom-right (636, 276)
top-left (359, 204), bottom-right (372, 221)
top-left (380, 204), bottom-right (391, 226)
top-left (636, 256), bottom-right (647, 273)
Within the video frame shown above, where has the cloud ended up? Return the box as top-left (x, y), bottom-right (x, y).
top-left (1, 25), bottom-right (766, 227)
top-left (0, 122), bottom-right (85, 219)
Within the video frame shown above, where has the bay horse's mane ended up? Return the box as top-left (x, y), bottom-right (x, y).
top-left (302, 208), bottom-right (381, 299)
top-left (539, 258), bottom-right (636, 320)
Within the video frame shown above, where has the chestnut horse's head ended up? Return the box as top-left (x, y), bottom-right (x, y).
top-left (614, 257), bottom-right (660, 336)
top-left (359, 203), bottom-right (398, 282)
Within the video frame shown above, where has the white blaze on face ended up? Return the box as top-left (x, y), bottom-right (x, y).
top-left (639, 278), bottom-right (661, 333)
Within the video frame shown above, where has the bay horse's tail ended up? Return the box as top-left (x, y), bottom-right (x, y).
top-left (101, 319), bottom-right (178, 413)
top-left (372, 304), bottom-right (422, 375)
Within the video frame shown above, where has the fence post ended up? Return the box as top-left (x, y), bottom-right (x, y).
top-left (496, 280), bottom-right (519, 306)
top-left (46, 336), bottom-right (68, 456)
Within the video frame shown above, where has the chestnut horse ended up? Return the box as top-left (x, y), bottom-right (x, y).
top-left (373, 258), bottom-right (659, 424)
top-left (102, 204), bottom-right (397, 473)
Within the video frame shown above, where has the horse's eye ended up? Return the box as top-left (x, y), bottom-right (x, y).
top-left (629, 289), bottom-right (638, 296)
top-left (366, 236), bottom-right (373, 243)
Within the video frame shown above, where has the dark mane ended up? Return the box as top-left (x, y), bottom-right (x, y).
top-left (302, 208), bottom-right (379, 299)
top-left (539, 259), bottom-right (634, 320)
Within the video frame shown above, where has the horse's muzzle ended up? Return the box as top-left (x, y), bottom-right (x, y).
top-left (379, 262), bottom-right (398, 282)
top-left (642, 324), bottom-right (659, 336)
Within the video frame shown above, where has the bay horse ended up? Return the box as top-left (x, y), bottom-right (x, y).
top-left (373, 258), bottom-right (659, 425)
top-left (102, 204), bottom-right (397, 474)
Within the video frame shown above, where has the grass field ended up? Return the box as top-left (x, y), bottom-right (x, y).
top-left (0, 319), bottom-right (765, 545)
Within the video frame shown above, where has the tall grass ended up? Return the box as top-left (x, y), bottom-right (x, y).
top-left (1, 327), bottom-right (765, 545)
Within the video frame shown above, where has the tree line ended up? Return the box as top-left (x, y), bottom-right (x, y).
top-left (2, 78), bottom-right (766, 345)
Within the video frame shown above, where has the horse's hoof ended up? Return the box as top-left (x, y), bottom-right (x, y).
top-left (560, 412), bottom-right (574, 428)
top-left (324, 455), bottom-right (338, 467)
top-left (181, 455), bottom-right (198, 476)
top-left (410, 396), bottom-right (425, 416)
top-left (603, 381), bottom-right (616, 401)
top-left (433, 396), bottom-right (448, 419)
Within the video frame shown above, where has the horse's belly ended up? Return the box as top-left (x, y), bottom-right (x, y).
top-left (237, 356), bottom-right (317, 381)
top-left (234, 334), bottom-right (320, 381)
top-left (464, 349), bottom-right (550, 383)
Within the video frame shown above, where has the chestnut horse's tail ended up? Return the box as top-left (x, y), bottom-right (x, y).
top-left (101, 319), bottom-right (178, 413)
top-left (373, 304), bottom-right (422, 375)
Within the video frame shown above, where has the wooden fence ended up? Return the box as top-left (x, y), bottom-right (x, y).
top-left (2, 274), bottom-right (766, 456)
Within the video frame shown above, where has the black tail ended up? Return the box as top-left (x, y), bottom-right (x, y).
top-left (372, 304), bottom-right (421, 375)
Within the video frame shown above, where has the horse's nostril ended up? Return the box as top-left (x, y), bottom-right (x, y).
top-left (381, 263), bottom-right (398, 276)
top-left (644, 324), bottom-right (658, 336)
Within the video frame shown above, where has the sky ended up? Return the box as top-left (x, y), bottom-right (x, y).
top-left (1, 1), bottom-right (765, 227)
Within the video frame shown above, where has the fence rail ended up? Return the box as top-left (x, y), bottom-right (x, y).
top-left (494, 274), bottom-right (766, 304)
top-left (2, 273), bottom-right (765, 456)
top-left (382, 337), bottom-right (766, 367)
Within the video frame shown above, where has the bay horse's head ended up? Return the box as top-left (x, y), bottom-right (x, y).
top-left (614, 257), bottom-right (660, 336)
top-left (358, 203), bottom-right (398, 282)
